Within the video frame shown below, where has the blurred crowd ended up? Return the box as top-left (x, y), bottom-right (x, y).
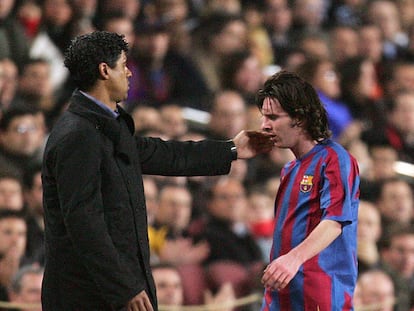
top-left (0, 0), bottom-right (413, 310)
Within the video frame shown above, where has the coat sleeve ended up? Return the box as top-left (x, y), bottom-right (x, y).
top-left (53, 128), bottom-right (141, 307)
top-left (137, 136), bottom-right (234, 176)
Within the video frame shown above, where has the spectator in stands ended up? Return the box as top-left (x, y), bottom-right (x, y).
top-left (0, 58), bottom-right (19, 110)
top-left (100, 12), bottom-right (135, 51)
top-left (0, 172), bottom-right (24, 212)
top-left (220, 50), bottom-right (265, 104)
top-left (130, 105), bottom-right (162, 134)
top-left (357, 200), bottom-right (382, 273)
top-left (0, 106), bottom-right (45, 179)
top-left (13, 58), bottom-right (55, 116)
top-left (367, 0), bottom-right (408, 61)
top-left (329, 25), bottom-right (359, 65)
top-left (8, 265), bottom-right (43, 311)
top-left (205, 90), bottom-right (247, 140)
top-left (29, 0), bottom-right (75, 93)
top-left (191, 12), bottom-right (248, 93)
top-left (262, 0), bottom-right (293, 66)
top-left (127, 20), bottom-right (210, 110)
top-left (152, 262), bottom-right (236, 310)
top-left (328, 0), bottom-right (367, 28)
top-left (376, 177), bottom-right (413, 230)
top-left (296, 30), bottom-right (331, 59)
top-left (290, 0), bottom-right (326, 39)
top-left (159, 104), bottom-right (188, 139)
top-left (357, 22), bottom-right (388, 82)
top-left (152, 263), bottom-right (184, 307)
top-left (197, 177), bottom-right (264, 298)
top-left (151, 183), bottom-right (209, 304)
top-left (152, 183), bottom-right (209, 265)
top-left (362, 89), bottom-right (414, 163)
top-left (296, 57), bottom-right (354, 141)
top-left (338, 55), bottom-right (385, 136)
top-left (22, 164), bottom-right (44, 263)
top-left (369, 143), bottom-right (399, 181)
top-left (379, 224), bottom-right (414, 311)
top-left (152, 0), bottom-right (195, 55)
top-left (0, 209), bottom-right (27, 302)
top-left (355, 268), bottom-right (395, 311)
top-left (246, 186), bottom-right (274, 261)
top-left (0, 0), bottom-right (30, 68)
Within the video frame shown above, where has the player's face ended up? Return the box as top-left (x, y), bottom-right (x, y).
top-left (260, 97), bottom-right (302, 149)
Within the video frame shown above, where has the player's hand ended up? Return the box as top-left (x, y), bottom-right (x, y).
top-left (261, 253), bottom-right (301, 291)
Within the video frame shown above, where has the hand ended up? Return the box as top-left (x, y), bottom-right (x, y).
top-left (159, 238), bottom-right (210, 264)
top-left (126, 290), bottom-right (154, 311)
top-left (204, 282), bottom-right (236, 311)
top-left (261, 252), bottom-right (302, 291)
top-left (232, 130), bottom-right (275, 159)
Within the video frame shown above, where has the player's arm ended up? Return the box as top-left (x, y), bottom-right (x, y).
top-left (262, 219), bottom-right (341, 290)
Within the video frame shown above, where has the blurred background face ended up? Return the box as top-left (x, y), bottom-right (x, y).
top-left (357, 271), bottom-right (395, 311)
top-left (390, 93), bottom-right (414, 135)
top-left (0, 0), bottom-right (15, 19)
top-left (156, 186), bottom-right (192, 233)
top-left (212, 20), bottom-right (247, 55)
top-left (377, 181), bottom-right (414, 223)
top-left (156, 0), bottom-right (188, 23)
top-left (208, 178), bottom-right (247, 223)
top-left (43, 0), bottom-right (73, 26)
top-left (264, 0), bottom-right (292, 34)
top-left (0, 116), bottom-right (43, 157)
top-left (209, 91), bottom-right (247, 139)
top-left (0, 217), bottom-right (26, 260)
top-left (370, 146), bottom-right (398, 180)
top-left (12, 272), bottom-right (43, 311)
top-left (358, 26), bottom-right (383, 63)
top-left (134, 32), bottom-right (170, 62)
top-left (330, 27), bottom-right (359, 64)
top-left (233, 54), bottom-right (264, 94)
top-left (24, 172), bottom-right (43, 217)
top-left (357, 201), bottom-right (381, 242)
top-left (143, 178), bottom-right (158, 224)
top-left (19, 62), bottom-right (52, 99)
top-left (357, 60), bottom-right (377, 98)
top-left (368, 0), bottom-right (401, 41)
top-left (153, 267), bottom-right (183, 306)
top-left (160, 105), bottom-right (187, 139)
top-left (104, 18), bottom-right (135, 49)
top-left (384, 234), bottom-right (414, 278)
top-left (0, 178), bottom-right (23, 211)
top-left (313, 61), bottom-right (340, 98)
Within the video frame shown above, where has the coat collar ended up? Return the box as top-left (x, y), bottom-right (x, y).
top-left (67, 89), bottom-right (136, 141)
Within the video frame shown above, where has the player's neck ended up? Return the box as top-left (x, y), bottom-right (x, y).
top-left (291, 139), bottom-right (317, 159)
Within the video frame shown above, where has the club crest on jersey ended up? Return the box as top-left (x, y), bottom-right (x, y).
top-left (300, 175), bottom-right (313, 192)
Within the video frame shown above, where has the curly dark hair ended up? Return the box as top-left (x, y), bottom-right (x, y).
top-left (256, 70), bottom-right (331, 142)
top-left (64, 31), bottom-right (128, 91)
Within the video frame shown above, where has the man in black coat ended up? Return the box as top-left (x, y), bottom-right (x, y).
top-left (41, 31), bottom-right (274, 311)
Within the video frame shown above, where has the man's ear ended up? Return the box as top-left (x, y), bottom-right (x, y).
top-left (98, 62), bottom-right (109, 80)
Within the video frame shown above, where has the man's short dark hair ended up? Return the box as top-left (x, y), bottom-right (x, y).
top-left (64, 31), bottom-right (128, 91)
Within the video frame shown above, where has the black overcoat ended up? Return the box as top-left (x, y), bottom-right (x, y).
top-left (41, 90), bottom-right (234, 310)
